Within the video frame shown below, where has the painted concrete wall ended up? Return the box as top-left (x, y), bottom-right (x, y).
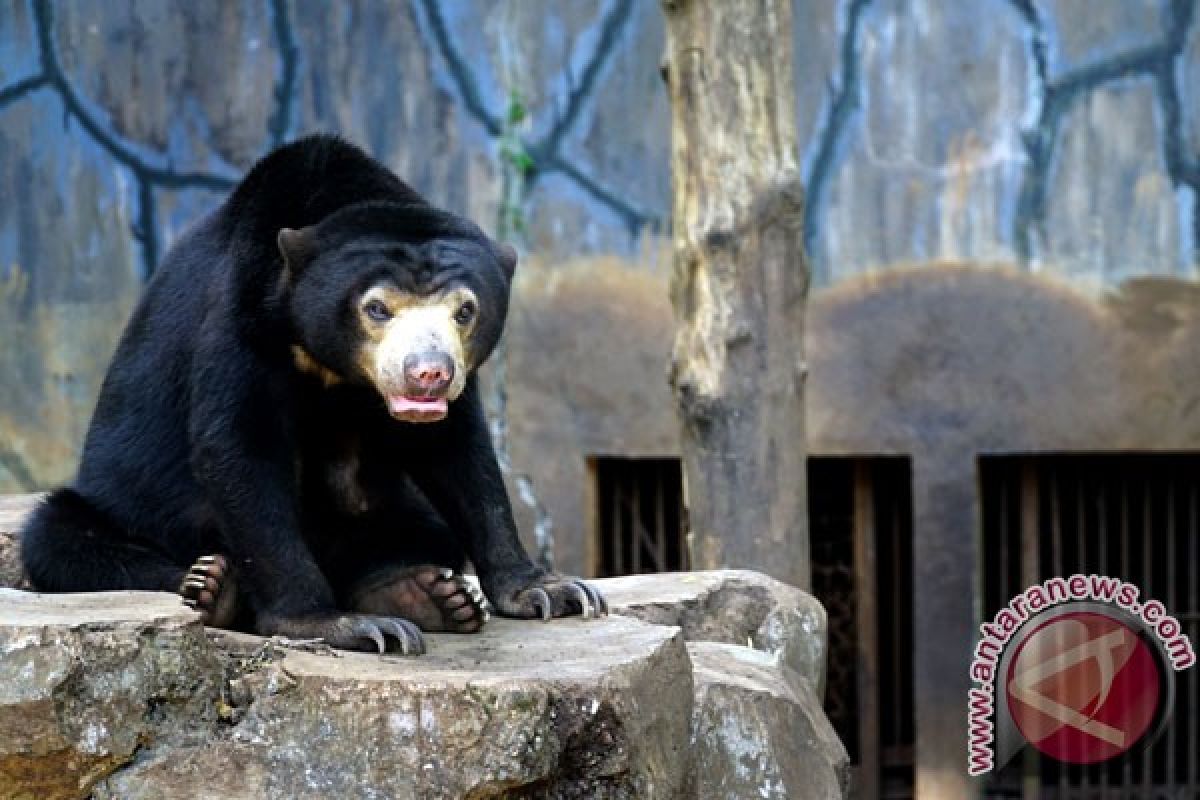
top-left (0, 0), bottom-right (670, 491)
top-left (3, 0), bottom-right (1198, 493)
top-left (4, 2), bottom-right (1199, 797)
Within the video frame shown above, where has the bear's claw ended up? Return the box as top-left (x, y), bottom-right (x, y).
top-left (258, 611), bottom-right (428, 655)
top-left (586, 581), bottom-right (610, 616)
top-left (356, 616), bottom-right (424, 655)
top-left (353, 620), bottom-right (387, 654)
top-left (529, 587), bottom-right (552, 620)
top-left (179, 554), bottom-right (238, 628)
top-left (466, 583), bottom-right (490, 622)
top-left (563, 579), bottom-right (608, 619)
top-left (567, 582), bottom-right (592, 618)
top-left (503, 576), bottom-right (609, 621)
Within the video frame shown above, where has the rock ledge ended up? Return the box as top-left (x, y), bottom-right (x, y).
top-left (0, 515), bottom-right (845, 799)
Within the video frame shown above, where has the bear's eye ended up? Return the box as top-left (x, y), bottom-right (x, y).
top-left (454, 300), bottom-right (477, 326)
top-left (363, 299), bottom-right (392, 322)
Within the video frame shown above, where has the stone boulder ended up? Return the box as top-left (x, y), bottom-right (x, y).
top-left (0, 589), bottom-right (222, 800)
top-left (0, 494), bottom-right (36, 590)
top-left (104, 617), bottom-right (693, 800)
top-left (0, 588), bottom-right (693, 800)
top-left (0, 508), bottom-right (844, 800)
top-left (595, 570), bottom-right (828, 694)
top-left (688, 642), bottom-right (849, 800)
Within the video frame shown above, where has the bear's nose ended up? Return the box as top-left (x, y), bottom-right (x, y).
top-left (403, 352), bottom-right (455, 395)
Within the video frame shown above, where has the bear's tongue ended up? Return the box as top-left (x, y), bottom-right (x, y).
top-left (388, 395), bottom-right (448, 420)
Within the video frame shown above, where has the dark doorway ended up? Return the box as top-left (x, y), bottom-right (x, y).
top-left (591, 457), bottom-right (688, 577)
top-left (980, 454), bottom-right (1200, 799)
top-left (590, 454), bottom-right (917, 799)
top-left (809, 456), bottom-right (915, 800)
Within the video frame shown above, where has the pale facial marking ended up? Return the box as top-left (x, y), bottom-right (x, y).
top-left (292, 346), bottom-right (342, 387)
top-left (356, 285), bottom-right (477, 422)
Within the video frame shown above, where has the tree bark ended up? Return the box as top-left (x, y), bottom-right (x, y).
top-left (661, 0), bottom-right (810, 588)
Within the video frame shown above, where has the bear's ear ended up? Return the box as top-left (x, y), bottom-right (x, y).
top-left (277, 227), bottom-right (316, 274)
top-left (497, 242), bottom-right (518, 280)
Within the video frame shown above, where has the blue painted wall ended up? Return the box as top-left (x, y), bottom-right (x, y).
top-left (1, 0), bottom-right (1197, 489)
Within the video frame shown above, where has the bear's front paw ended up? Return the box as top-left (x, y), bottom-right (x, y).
top-left (257, 611), bottom-right (426, 655)
top-left (487, 573), bottom-right (609, 620)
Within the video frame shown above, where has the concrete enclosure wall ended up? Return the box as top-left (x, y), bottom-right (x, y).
top-left (3, 0), bottom-right (1198, 492)
top-left (3, 3), bottom-right (1200, 797)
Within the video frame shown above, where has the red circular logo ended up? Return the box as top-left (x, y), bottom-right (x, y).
top-left (1005, 611), bottom-right (1163, 764)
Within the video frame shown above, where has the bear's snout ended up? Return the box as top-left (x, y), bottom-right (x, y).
top-left (403, 352), bottom-right (455, 396)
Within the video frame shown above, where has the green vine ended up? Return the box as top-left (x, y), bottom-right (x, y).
top-left (496, 89), bottom-right (533, 241)
top-left (488, 87), bottom-right (555, 569)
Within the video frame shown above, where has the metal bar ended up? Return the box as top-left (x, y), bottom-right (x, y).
top-left (655, 465), bottom-right (667, 572)
top-left (630, 471), bottom-right (641, 574)
top-left (1096, 467), bottom-right (1110, 799)
top-left (584, 458), bottom-right (600, 577)
top-left (1142, 473), bottom-right (1153, 798)
top-left (633, 466), bottom-right (659, 567)
top-left (629, 480), bottom-right (658, 573)
top-left (679, 477), bottom-right (690, 571)
top-left (1076, 464), bottom-right (1090, 795)
top-left (1020, 461), bottom-right (1040, 591)
top-left (890, 465), bottom-right (906, 755)
top-left (1097, 466), bottom-right (1108, 576)
top-left (1051, 466), bottom-right (1063, 578)
top-left (597, 463), bottom-right (609, 576)
top-left (1077, 463), bottom-right (1087, 572)
top-left (1049, 465), bottom-right (1068, 798)
top-left (612, 466), bottom-right (623, 575)
top-left (1020, 461), bottom-right (1041, 800)
top-left (1121, 473), bottom-right (1133, 798)
top-left (1165, 473), bottom-right (1176, 798)
top-left (1190, 481), bottom-right (1198, 800)
top-left (999, 463), bottom-right (1010, 607)
top-left (852, 461), bottom-right (880, 800)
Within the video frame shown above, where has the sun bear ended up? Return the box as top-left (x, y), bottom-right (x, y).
top-left (20, 135), bottom-right (605, 654)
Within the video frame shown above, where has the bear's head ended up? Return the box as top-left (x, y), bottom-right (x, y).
top-left (277, 203), bottom-right (517, 423)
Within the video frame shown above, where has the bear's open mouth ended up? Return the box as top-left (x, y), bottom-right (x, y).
top-left (387, 395), bottom-right (449, 422)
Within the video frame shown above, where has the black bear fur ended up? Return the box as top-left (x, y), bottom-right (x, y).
top-left (20, 135), bottom-right (604, 652)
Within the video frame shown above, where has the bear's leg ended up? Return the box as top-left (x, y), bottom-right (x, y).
top-left (21, 488), bottom-right (185, 593)
top-left (311, 498), bottom-right (488, 634)
top-left (406, 383), bottom-right (609, 622)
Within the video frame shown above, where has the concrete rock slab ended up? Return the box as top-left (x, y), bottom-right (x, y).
top-left (0, 563), bottom-right (841, 800)
top-left (595, 570), bottom-right (828, 693)
top-left (99, 616), bottom-right (693, 800)
top-left (0, 589), bottom-right (220, 800)
top-left (688, 642), bottom-right (849, 800)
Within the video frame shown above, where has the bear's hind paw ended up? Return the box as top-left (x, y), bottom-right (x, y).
top-left (351, 566), bottom-right (490, 634)
top-left (180, 554), bottom-right (239, 628)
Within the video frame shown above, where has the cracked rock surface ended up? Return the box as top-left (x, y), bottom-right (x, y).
top-left (0, 589), bottom-right (222, 800)
top-left (0, 567), bottom-right (843, 800)
top-left (688, 642), bottom-right (849, 800)
top-left (0, 588), bottom-right (693, 800)
top-left (110, 618), bottom-right (692, 800)
top-left (0, 495), bottom-right (36, 590)
top-left (595, 570), bottom-right (828, 694)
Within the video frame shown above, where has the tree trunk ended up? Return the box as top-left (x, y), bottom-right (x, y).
top-left (661, 0), bottom-right (810, 589)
